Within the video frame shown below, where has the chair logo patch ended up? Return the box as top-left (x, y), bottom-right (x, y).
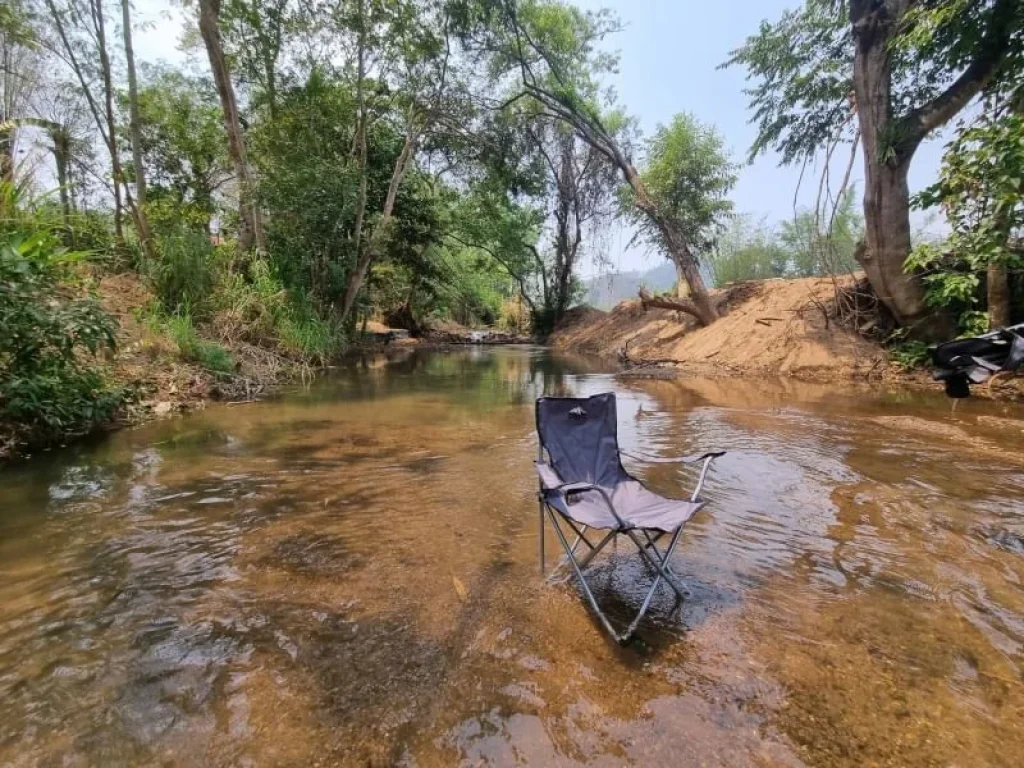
top-left (569, 406), bottom-right (587, 420)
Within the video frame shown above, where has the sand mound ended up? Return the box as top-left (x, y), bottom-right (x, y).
top-left (549, 276), bottom-right (885, 378)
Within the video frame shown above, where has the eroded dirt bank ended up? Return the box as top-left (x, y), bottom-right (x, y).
top-left (550, 276), bottom-right (1024, 399)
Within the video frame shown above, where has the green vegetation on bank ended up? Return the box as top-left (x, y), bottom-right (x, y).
top-left (2, 0), bottom-right (1023, 453)
top-left (0, 185), bottom-right (128, 451)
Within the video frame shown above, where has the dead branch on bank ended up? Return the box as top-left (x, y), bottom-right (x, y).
top-left (618, 335), bottom-right (681, 370)
top-left (637, 289), bottom-right (706, 322)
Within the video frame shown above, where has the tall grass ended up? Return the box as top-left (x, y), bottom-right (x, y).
top-left (165, 312), bottom-right (236, 373)
top-left (151, 228), bottom-right (218, 313)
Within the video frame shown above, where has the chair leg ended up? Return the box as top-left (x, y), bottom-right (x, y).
top-left (538, 497), bottom-right (545, 574)
top-left (545, 507), bottom-right (624, 641)
top-left (638, 529), bottom-right (690, 597)
top-left (625, 527), bottom-right (689, 601)
top-left (548, 524), bottom-right (614, 583)
top-left (543, 509), bottom-right (691, 643)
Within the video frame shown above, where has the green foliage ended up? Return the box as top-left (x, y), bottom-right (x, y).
top-left (915, 108), bottom-right (1024, 269)
top-left (889, 339), bottom-right (932, 369)
top-left (725, 0), bottom-right (1023, 165)
top-left (707, 193), bottom-right (865, 287)
top-left (707, 215), bottom-right (788, 286)
top-left (133, 65), bottom-right (228, 230)
top-left (0, 199), bottom-right (127, 442)
top-left (165, 312), bottom-right (236, 374)
top-left (722, 1), bottom-right (853, 163)
top-left (959, 309), bottom-right (991, 337)
top-left (779, 189), bottom-right (863, 277)
top-left (217, 257), bottom-right (344, 365)
top-left (624, 113), bottom-right (736, 257)
top-left (908, 99), bottom-right (1024, 328)
top-left (148, 228), bottom-right (219, 314)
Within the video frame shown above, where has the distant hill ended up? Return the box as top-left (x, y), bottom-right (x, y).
top-left (582, 262), bottom-right (676, 309)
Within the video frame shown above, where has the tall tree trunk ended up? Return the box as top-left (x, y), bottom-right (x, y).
top-left (987, 263), bottom-right (1011, 329)
top-left (92, 0), bottom-right (124, 247)
top-left (849, 0), bottom-right (1012, 341)
top-left (198, 0), bottom-right (264, 254)
top-left (347, 0), bottom-right (369, 308)
top-left (551, 134), bottom-right (574, 321)
top-left (120, 0), bottom-right (156, 261)
top-left (0, 125), bottom-right (14, 183)
top-left (850, 4), bottom-right (939, 336)
top-left (675, 262), bottom-right (690, 299)
top-left (51, 128), bottom-right (71, 224)
top-left (338, 130), bottom-right (417, 323)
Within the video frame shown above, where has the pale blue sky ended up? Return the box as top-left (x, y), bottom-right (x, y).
top-left (133, 0), bottom-right (950, 276)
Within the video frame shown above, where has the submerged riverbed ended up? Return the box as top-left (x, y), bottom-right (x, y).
top-left (2, 346), bottom-right (1023, 766)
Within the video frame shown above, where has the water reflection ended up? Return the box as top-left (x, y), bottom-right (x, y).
top-left (1, 346), bottom-right (1022, 765)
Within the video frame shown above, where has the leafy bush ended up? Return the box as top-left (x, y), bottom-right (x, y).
top-left (0, 223), bottom-right (128, 443)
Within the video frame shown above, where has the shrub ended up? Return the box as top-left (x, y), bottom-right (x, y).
top-left (0, 221), bottom-right (128, 443)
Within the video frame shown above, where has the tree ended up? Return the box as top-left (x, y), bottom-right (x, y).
top-left (0, 0), bottom-right (42, 182)
top-left (727, 0), bottom-right (1024, 339)
top-left (623, 113), bottom-right (736, 298)
top-left (219, 0), bottom-right (290, 119)
top-left (120, 0), bottom-right (155, 261)
top-left (335, 0), bottom-right (468, 325)
top-left (196, 0), bottom-right (265, 253)
top-left (43, 0), bottom-right (128, 247)
top-left (467, 0), bottom-right (721, 325)
top-left (910, 88), bottom-right (1024, 329)
top-left (446, 182), bottom-right (547, 323)
top-left (133, 66), bottom-right (230, 231)
top-left (706, 215), bottom-right (788, 287)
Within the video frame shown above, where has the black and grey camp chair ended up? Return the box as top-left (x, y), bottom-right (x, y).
top-left (535, 393), bottom-right (724, 643)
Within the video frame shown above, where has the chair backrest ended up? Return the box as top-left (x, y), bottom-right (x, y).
top-left (536, 393), bottom-right (628, 489)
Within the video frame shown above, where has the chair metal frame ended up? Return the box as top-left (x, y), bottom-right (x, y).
top-left (537, 439), bottom-right (722, 644)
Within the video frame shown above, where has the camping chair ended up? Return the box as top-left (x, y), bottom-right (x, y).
top-left (535, 393), bottom-right (724, 643)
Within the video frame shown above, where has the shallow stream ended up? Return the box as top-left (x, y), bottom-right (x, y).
top-left (2, 346), bottom-right (1023, 766)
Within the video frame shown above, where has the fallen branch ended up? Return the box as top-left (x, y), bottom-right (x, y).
top-left (619, 335), bottom-right (680, 369)
top-left (638, 289), bottom-right (705, 323)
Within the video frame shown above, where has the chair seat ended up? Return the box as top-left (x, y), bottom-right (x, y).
top-left (543, 479), bottom-right (704, 533)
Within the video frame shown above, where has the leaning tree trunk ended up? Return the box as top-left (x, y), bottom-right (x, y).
top-left (198, 0), bottom-right (264, 254)
top-left (338, 130), bottom-right (417, 324)
top-left (619, 162), bottom-right (717, 325)
top-left (93, 0), bottom-right (125, 248)
top-left (121, 0), bottom-right (156, 262)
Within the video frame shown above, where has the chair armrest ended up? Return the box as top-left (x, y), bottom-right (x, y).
top-left (620, 450), bottom-right (726, 464)
top-left (534, 463), bottom-right (626, 528)
top-left (620, 450), bottom-right (726, 502)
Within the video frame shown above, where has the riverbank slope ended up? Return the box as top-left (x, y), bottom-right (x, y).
top-left (549, 276), bottom-right (1024, 399)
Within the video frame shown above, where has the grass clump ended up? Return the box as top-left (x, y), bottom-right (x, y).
top-left (165, 312), bottom-right (236, 373)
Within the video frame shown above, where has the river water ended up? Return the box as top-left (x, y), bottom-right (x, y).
top-left (1, 346), bottom-right (1023, 766)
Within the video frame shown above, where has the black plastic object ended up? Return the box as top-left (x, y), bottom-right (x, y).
top-left (930, 323), bottom-right (1024, 398)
